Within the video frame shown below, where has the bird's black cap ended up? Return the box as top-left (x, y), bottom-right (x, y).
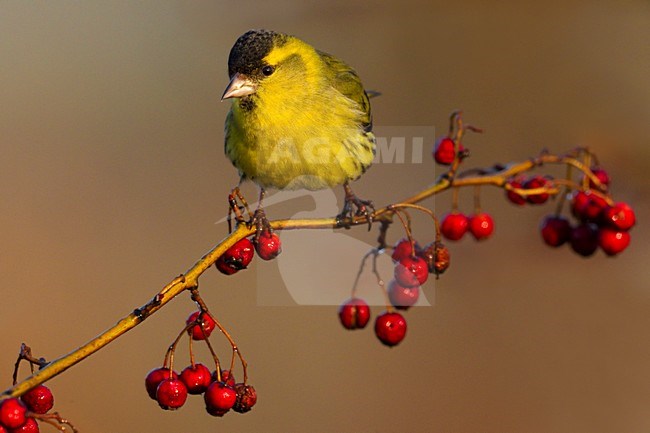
top-left (228, 30), bottom-right (288, 77)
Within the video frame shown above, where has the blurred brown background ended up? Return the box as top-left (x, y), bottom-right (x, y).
top-left (1, 1), bottom-right (649, 432)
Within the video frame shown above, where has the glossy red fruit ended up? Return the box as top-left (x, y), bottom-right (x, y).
top-left (233, 383), bottom-right (257, 413)
top-left (204, 382), bottom-right (237, 417)
top-left (156, 378), bottom-right (188, 410)
top-left (524, 176), bottom-right (550, 204)
top-left (602, 202), bottom-right (636, 231)
top-left (587, 167), bottom-right (610, 189)
top-left (540, 215), bottom-right (572, 247)
top-left (506, 177), bottom-right (527, 205)
top-left (394, 256), bottom-right (428, 288)
top-left (338, 298), bottom-right (370, 330)
top-left (20, 385), bottom-right (54, 414)
top-left (469, 213), bottom-right (495, 240)
top-left (570, 223), bottom-right (599, 257)
top-left (9, 418), bottom-right (39, 433)
top-left (254, 232), bottom-right (282, 260)
top-left (598, 228), bottom-right (631, 256)
top-left (145, 368), bottom-right (179, 400)
top-left (440, 212), bottom-right (469, 241)
top-left (186, 311), bottom-right (217, 341)
top-left (571, 190), bottom-right (607, 222)
top-left (433, 137), bottom-right (456, 165)
top-left (387, 279), bottom-right (419, 310)
top-left (0, 398), bottom-right (27, 429)
top-left (374, 312), bottom-right (407, 347)
top-left (180, 363), bottom-right (212, 395)
top-left (215, 238), bottom-right (254, 275)
top-left (212, 370), bottom-right (236, 388)
top-left (391, 238), bottom-right (420, 263)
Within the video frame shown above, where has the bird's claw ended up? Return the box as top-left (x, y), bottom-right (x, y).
top-left (336, 186), bottom-right (375, 230)
top-left (249, 208), bottom-right (271, 241)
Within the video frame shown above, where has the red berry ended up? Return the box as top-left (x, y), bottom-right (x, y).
top-left (570, 223), bottom-right (599, 257)
top-left (215, 238), bottom-right (254, 275)
top-left (145, 368), bottom-right (179, 400)
top-left (440, 212), bottom-right (469, 241)
top-left (156, 378), bottom-right (188, 410)
top-left (387, 279), bottom-right (419, 310)
top-left (180, 363), bottom-right (212, 395)
top-left (233, 383), bottom-right (257, 413)
top-left (212, 370), bottom-right (236, 388)
top-left (254, 232), bottom-right (282, 260)
top-left (506, 177), bottom-right (527, 205)
top-left (468, 212), bottom-right (494, 240)
top-left (0, 398), bottom-right (27, 429)
top-left (204, 382), bottom-right (237, 417)
top-left (418, 241), bottom-right (451, 276)
top-left (540, 215), bottom-right (572, 247)
top-left (394, 255), bottom-right (428, 288)
top-left (598, 228), bottom-right (631, 256)
top-left (186, 311), bottom-right (217, 340)
top-left (524, 176), bottom-right (550, 204)
top-left (338, 298), bottom-right (370, 330)
top-left (433, 137), bottom-right (456, 165)
top-left (602, 202), bottom-right (635, 231)
top-left (587, 167), bottom-right (610, 189)
top-left (571, 190), bottom-right (607, 222)
top-left (20, 385), bottom-right (54, 414)
top-left (391, 238), bottom-right (420, 263)
top-left (9, 418), bottom-right (38, 433)
top-left (374, 312), bottom-right (407, 347)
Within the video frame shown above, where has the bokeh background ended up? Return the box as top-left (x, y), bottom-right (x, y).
top-left (1, 2), bottom-right (649, 432)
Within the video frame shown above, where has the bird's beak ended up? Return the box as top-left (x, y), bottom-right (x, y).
top-left (221, 73), bottom-right (257, 100)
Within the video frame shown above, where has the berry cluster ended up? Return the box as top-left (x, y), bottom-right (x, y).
top-left (339, 236), bottom-right (450, 347)
top-left (0, 345), bottom-right (73, 433)
top-left (215, 231), bottom-right (281, 275)
top-left (440, 211), bottom-right (495, 241)
top-left (145, 307), bottom-right (256, 417)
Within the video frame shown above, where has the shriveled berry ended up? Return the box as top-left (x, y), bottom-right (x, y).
top-left (0, 398), bottom-right (27, 429)
top-left (391, 238), bottom-right (420, 263)
top-left (186, 311), bottom-right (217, 340)
top-left (602, 202), bottom-right (635, 231)
top-left (338, 298), bottom-right (370, 330)
top-left (180, 363), bottom-right (212, 395)
top-left (440, 212), bottom-right (469, 241)
top-left (145, 368), bottom-right (179, 400)
top-left (254, 231), bottom-right (282, 260)
top-left (469, 212), bottom-right (494, 240)
top-left (387, 279), bottom-right (419, 310)
top-left (233, 383), bottom-right (257, 413)
top-left (215, 238), bottom-right (254, 275)
top-left (419, 241), bottom-right (450, 276)
top-left (570, 223), bottom-right (599, 257)
top-left (524, 176), bottom-right (550, 204)
top-left (506, 177), bottom-right (527, 205)
top-left (9, 417), bottom-right (39, 433)
top-left (204, 382), bottom-right (237, 417)
top-left (21, 385), bottom-right (54, 414)
top-left (598, 228), bottom-right (631, 256)
top-left (212, 370), bottom-right (236, 388)
top-left (433, 137), bottom-right (456, 165)
top-left (156, 378), bottom-right (188, 410)
top-left (394, 255), bottom-right (428, 288)
top-left (374, 312), bottom-right (407, 347)
top-left (540, 215), bottom-right (572, 247)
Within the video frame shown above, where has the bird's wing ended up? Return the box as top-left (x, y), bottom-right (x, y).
top-left (317, 50), bottom-right (372, 131)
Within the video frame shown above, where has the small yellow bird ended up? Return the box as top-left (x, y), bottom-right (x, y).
top-left (222, 29), bottom-right (376, 227)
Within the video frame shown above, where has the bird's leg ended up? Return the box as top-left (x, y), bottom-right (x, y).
top-left (226, 181), bottom-right (252, 232)
top-left (250, 188), bottom-right (271, 240)
top-left (336, 182), bottom-right (375, 230)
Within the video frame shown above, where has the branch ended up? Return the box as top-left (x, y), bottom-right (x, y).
top-left (0, 149), bottom-right (596, 399)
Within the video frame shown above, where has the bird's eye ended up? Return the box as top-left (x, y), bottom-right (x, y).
top-left (262, 65), bottom-right (275, 76)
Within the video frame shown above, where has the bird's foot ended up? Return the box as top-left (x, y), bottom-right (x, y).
top-left (336, 184), bottom-right (375, 230)
top-left (227, 187), bottom-right (252, 232)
